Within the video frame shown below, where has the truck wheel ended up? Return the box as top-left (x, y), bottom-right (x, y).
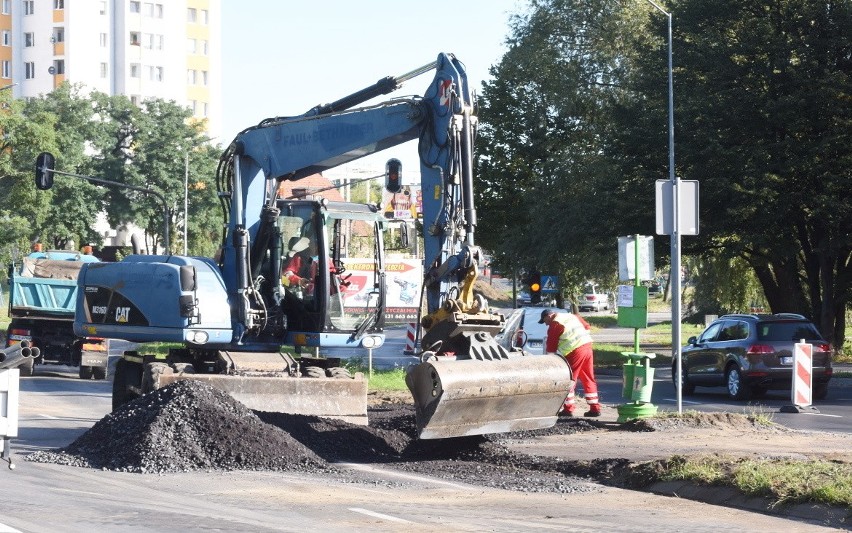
top-left (79, 365), bottom-right (94, 380)
top-left (112, 359), bottom-right (143, 411)
top-left (93, 366), bottom-right (107, 380)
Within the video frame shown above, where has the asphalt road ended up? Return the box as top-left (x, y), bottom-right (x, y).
top-left (2, 368), bottom-right (840, 532)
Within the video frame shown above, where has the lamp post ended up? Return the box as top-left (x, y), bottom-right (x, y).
top-left (184, 152), bottom-right (189, 255)
top-left (643, 0), bottom-right (681, 413)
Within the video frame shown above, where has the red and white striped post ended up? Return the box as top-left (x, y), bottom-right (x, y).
top-left (403, 323), bottom-right (418, 355)
top-left (792, 340), bottom-right (813, 407)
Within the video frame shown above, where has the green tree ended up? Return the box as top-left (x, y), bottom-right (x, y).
top-left (23, 83), bottom-right (107, 250)
top-left (0, 87), bottom-right (60, 265)
top-left (480, 0), bottom-right (850, 349)
top-left (184, 142), bottom-right (223, 257)
top-left (658, 0), bottom-right (851, 346)
top-left (475, 0), bottom-right (647, 288)
top-left (89, 94), bottom-right (213, 254)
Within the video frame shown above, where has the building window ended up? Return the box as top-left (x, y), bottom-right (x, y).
top-left (99, 1), bottom-right (106, 15)
top-left (130, 95), bottom-right (140, 105)
top-left (100, 62), bottom-right (108, 78)
top-left (201, 9), bottom-right (208, 24)
top-left (53, 0), bottom-right (63, 8)
top-left (147, 65), bottom-right (163, 82)
top-left (129, 1), bottom-right (139, 13)
top-left (129, 32), bottom-right (140, 46)
top-left (52, 59), bottom-right (64, 75)
top-left (187, 38), bottom-right (196, 54)
top-left (52, 27), bottom-right (64, 43)
top-left (202, 102), bottom-right (208, 117)
top-left (130, 63), bottom-right (140, 78)
top-left (24, 33), bottom-right (34, 47)
top-left (99, 33), bottom-right (107, 47)
top-left (1, 0), bottom-right (9, 15)
top-left (1, 31), bottom-right (10, 47)
top-left (143, 2), bottom-right (153, 16)
top-left (154, 3), bottom-right (163, 18)
top-left (187, 7), bottom-right (196, 22)
top-left (201, 40), bottom-right (208, 55)
top-left (187, 69), bottom-right (195, 85)
top-left (1, 61), bottom-right (10, 79)
top-left (201, 70), bottom-right (208, 86)
top-left (24, 1), bottom-right (34, 15)
top-left (25, 62), bottom-right (35, 79)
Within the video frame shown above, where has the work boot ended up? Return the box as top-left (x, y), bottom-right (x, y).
top-left (558, 406), bottom-right (575, 417)
top-left (583, 409), bottom-right (601, 418)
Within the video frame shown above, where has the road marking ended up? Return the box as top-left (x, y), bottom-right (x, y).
top-left (348, 508), bottom-right (411, 524)
top-left (50, 487), bottom-right (105, 497)
top-left (0, 524), bottom-right (22, 533)
top-left (799, 412), bottom-right (843, 418)
top-left (337, 462), bottom-right (471, 489)
top-left (660, 398), bottom-right (703, 405)
top-left (38, 414), bottom-right (59, 419)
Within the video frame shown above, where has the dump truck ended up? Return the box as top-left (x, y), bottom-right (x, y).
top-left (6, 250), bottom-right (108, 379)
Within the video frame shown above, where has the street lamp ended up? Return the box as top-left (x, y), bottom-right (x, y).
top-left (644, 0), bottom-right (682, 413)
top-left (184, 152), bottom-right (189, 255)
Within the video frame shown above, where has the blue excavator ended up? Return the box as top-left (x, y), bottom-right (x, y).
top-left (36, 53), bottom-right (573, 439)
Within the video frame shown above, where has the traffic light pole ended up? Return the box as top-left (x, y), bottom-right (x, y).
top-left (35, 153), bottom-right (170, 252)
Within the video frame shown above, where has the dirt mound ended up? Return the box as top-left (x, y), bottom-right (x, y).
top-left (622, 412), bottom-right (780, 432)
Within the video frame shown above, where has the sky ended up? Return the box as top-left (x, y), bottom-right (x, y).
top-left (220, 0), bottom-right (524, 182)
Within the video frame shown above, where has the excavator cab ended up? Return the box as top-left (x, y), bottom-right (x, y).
top-left (273, 199), bottom-right (385, 347)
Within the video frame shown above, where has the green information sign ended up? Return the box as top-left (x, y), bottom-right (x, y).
top-left (617, 286), bottom-right (649, 329)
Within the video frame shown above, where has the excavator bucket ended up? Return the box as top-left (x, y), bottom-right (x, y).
top-left (157, 372), bottom-right (368, 426)
top-left (406, 353), bottom-right (574, 439)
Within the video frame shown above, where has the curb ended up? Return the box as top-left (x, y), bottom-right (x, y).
top-left (647, 481), bottom-right (851, 529)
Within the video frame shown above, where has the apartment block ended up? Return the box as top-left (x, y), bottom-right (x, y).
top-left (0, 0), bottom-right (221, 137)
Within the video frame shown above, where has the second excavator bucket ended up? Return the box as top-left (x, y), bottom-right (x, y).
top-left (406, 353), bottom-right (574, 439)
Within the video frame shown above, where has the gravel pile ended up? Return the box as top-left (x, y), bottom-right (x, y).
top-left (26, 380), bottom-right (606, 494)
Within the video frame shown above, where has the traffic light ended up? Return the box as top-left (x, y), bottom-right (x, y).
top-left (528, 270), bottom-right (541, 304)
top-left (385, 158), bottom-right (402, 194)
top-left (35, 152), bottom-right (55, 190)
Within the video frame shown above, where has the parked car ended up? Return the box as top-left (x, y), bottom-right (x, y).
top-left (675, 313), bottom-right (832, 401)
top-left (578, 283), bottom-right (609, 312)
top-left (497, 307), bottom-right (570, 355)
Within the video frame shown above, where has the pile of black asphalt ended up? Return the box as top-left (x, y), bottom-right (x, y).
top-left (26, 380), bottom-right (625, 494)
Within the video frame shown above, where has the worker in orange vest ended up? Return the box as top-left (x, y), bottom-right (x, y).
top-left (540, 307), bottom-right (602, 417)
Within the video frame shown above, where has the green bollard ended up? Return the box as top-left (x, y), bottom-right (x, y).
top-left (620, 352), bottom-right (636, 400)
top-left (617, 352), bottom-right (658, 423)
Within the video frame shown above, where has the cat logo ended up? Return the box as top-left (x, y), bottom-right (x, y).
top-left (115, 307), bottom-right (130, 323)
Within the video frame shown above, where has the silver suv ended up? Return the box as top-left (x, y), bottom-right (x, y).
top-left (676, 313), bottom-right (833, 400)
